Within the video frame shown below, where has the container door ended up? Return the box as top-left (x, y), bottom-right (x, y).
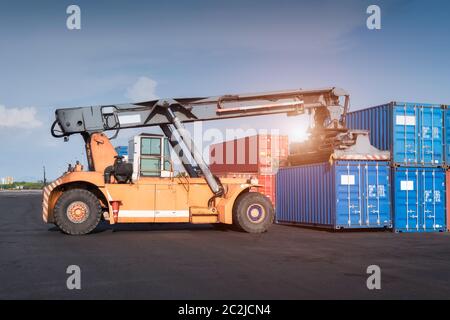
top-left (446, 171), bottom-right (450, 232)
top-left (336, 162), bottom-right (363, 227)
top-left (394, 168), bottom-right (420, 231)
top-left (364, 163), bottom-right (391, 227)
top-left (421, 169), bottom-right (446, 231)
top-left (393, 104), bottom-right (418, 164)
top-left (444, 109), bottom-right (450, 165)
top-left (419, 107), bottom-right (443, 165)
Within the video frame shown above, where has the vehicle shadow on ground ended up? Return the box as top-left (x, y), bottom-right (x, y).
top-left (48, 222), bottom-right (392, 235)
top-left (277, 223), bottom-right (392, 233)
top-left (48, 221), bottom-right (233, 234)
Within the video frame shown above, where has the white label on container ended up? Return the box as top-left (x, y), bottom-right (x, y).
top-left (396, 115), bottom-right (416, 126)
top-left (422, 126), bottom-right (431, 138)
top-left (341, 175), bottom-right (355, 185)
top-left (368, 185), bottom-right (376, 197)
top-left (424, 190), bottom-right (432, 202)
top-left (118, 114), bottom-right (142, 125)
top-left (400, 180), bottom-right (414, 191)
top-left (378, 185), bottom-right (386, 197)
top-left (433, 127), bottom-right (440, 138)
top-left (434, 191), bottom-right (441, 203)
top-left (368, 185), bottom-right (386, 197)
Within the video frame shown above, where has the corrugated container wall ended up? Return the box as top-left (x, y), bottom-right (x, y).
top-left (257, 174), bottom-right (276, 204)
top-left (276, 161), bottom-right (392, 229)
top-left (447, 170), bottom-right (450, 232)
top-left (209, 135), bottom-right (288, 174)
top-left (209, 134), bottom-right (289, 205)
top-left (392, 166), bottom-right (446, 232)
top-left (444, 106), bottom-right (450, 165)
top-left (214, 172), bottom-right (276, 204)
top-left (209, 134), bottom-right (288, 205)
top-left (346, 102), bottom-right (444, 166)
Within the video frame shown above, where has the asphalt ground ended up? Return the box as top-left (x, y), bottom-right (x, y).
top-left (0, 191), bottom-right (449, 299)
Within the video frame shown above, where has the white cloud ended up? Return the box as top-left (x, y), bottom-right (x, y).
top-left (126, 76), bottom-right (159, 102)
top-left (0, 105), bottom-right (42, 128)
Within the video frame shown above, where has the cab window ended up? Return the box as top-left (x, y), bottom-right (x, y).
top-left (140, 137), bottom-right (162, 176)
top-left (141, 137), bottom-right (161, 156)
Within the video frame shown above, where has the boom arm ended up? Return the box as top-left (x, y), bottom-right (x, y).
top-left (52, 87), bottom-right (349, 137)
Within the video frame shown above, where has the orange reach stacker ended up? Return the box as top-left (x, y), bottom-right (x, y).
top-left (43, 87), bottom-right (349, 235)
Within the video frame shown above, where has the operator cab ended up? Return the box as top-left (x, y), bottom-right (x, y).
top-left (128, 133), bottom-right (173, 180)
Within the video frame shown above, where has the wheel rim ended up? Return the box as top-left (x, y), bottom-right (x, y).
top-left (246, 203), bottom-right (266, 224)
top-left (66, 201), bottom-right (90, 224)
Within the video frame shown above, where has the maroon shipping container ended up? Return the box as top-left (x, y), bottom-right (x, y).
top-left (213, 172), bottom-right (276, 205)
top-left (209, 134), bottom-right (288, 205)
top-left (209, 134), bottom-right (289, 174)
top-left (257, 174), bottom-right (276, 204)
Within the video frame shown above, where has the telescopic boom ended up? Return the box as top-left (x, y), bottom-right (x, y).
top-left (51, 87), bottom-right (349, 138)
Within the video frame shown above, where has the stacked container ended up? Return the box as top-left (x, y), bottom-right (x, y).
top-left (444, 105), bottom-right (450, 231)
top-left (347, 102), bottom-right (446, 232)
top-left (115, 146), bottom-right (129, 162)
top-left (209, 134), bottom-right (288, 204)
top-left (276, 160), bottom-right (392, 229)
top-left (115, 146), bottom-right (128, 157)
top-left (391, 167), bottom-right (446, 232)
top-left (447, 169), bottom-right (450, 232)
top-left (346, 102), bottom-right (444, 166)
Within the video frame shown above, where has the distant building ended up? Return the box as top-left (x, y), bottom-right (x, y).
top-left (1, 176), bottom-right (14, 185)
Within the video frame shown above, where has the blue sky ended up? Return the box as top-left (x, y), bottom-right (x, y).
top-left (0, 0), bottom-right (449, 180)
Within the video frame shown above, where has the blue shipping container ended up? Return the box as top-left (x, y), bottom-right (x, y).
top-left (276, 161), bottom-right (392, 229)
top-left (444, 106), bottom-right (450, 165)
top-left (392, 166), bottom-right (446, 232)
top-left (115, 146), bottom-right (128, 157)
top-left (346, 102), bottom-right (444, 166)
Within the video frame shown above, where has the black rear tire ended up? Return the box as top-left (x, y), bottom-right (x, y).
top-left (54, 189), bottom-right (102, 235)
top-left (232, 192), bottom-right (274, 233)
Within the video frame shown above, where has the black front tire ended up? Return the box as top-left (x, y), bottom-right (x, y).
top-left (53, 189), bottom-right (102, 235)
top-left (232, 192), bottom-right (274, 233)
